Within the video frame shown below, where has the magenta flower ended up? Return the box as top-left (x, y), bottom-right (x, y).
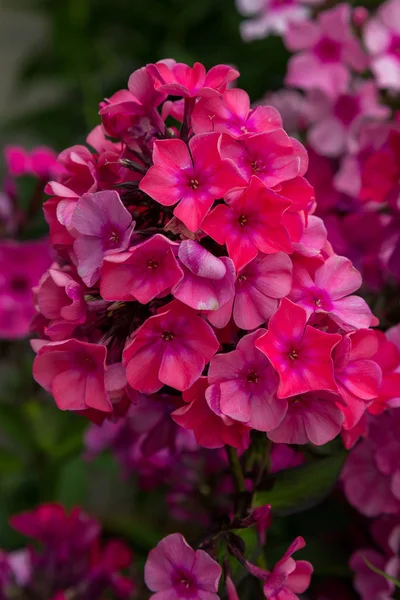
top-left (172, 377), bottom-right (251, 449)
top-left (220, 130), bottom-right (308, 187)
top-left (305, 81), bottom-right (390, 157)
top-left (289, 255), bottom-right (373, 331)
top-left (123, 303), bottom-right (219, 393)
top-left (35, 266), bottom-right (86, 341)
top-left (285, 4), bottom-right (367, 95)
top-left (192, 88), bottom-right (282, 138)
top-left (33, 339), bottom-right (113, 412)
top-left (145, 533), bottom-right (221, 600)
top-left (233, 252), bottom-right (293, 329)
top-left (202, 176), bottom-right (292, 270)
top-left (100, 234), bottom-right (183, 303)
top-left (333, 330), bottom-right (382, 430)
top-left (206, 330), bottom-right (285, 432)
top-left (147, 60), bottom-right (239, 97)
top-left (0, 239), bottom-right (52, 339)
top-left (139, 133), bottom-right (245, 232)
top-left (255, 298), bottom-right (341, 399)
top-left (267, 391), bottom-right (344, 445)
top-left (71, 190), bottom-right (135, 287)
top-left (4, 145), bottom-right (62, 179)
top-left (172, 240), bottom-right (236, 311)
top-left (364, 0), bottom-right (400, 91)
top-left (262, 537), bottom-right (313, 600)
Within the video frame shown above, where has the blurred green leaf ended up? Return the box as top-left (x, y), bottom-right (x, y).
top-left (253, 452), bottom-right (347, 515)
top-left (56, 456), bottom-right (88, 508)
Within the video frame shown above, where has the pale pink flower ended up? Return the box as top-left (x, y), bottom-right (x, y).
top-left (206, 329), bottom-right (285, 432)
top-left (144, 533), bottom-right (222, 600)
top-left (71, 190), bottom-right (135, 287)
top-left (364, 0), bottom-right (400, 91)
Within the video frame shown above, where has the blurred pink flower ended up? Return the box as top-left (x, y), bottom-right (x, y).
top-left (364, 0), bottom-right (400, 91)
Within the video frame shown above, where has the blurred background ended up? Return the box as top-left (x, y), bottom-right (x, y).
top-left (0, 0), bottom-right (290, 559)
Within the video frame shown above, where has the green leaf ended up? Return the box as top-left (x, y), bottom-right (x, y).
top-left (55, 456), bottom-right (88, 508)
top-left (363, 555), bottom-right (400, 587)
top-left (253, 451), bottom-right (346, 515)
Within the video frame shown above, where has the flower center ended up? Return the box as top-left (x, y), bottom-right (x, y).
top-left (314, 297), bottom-right (322, 307)
top-left (107, 230), bottom-right (121, 248)
top-left (238, 214), bottom-right (247, 226)
top-left (288, 349), bottom-right (298, 361)
top-left (189, 179), bottom-right (199, 189)
top-left (161, 331), bottom-right (174, 341)
top-left (251, 159), bottom-right (265, 172)
top-left (147, 259), bottom-right (158, 269)
top-left (10, 275), bottom-right (29, 293)
top-left (238, 274), bottom-right (247, 282)
top-left (247, 372), bottom-right (258, 383)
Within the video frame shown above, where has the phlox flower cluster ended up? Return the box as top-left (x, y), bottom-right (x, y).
top-left (0, 503), bottom-right (134, 600)
top-left (237, 0), bottom-right (400, 592)
top-left (31, 59), bottom-right (384, 460)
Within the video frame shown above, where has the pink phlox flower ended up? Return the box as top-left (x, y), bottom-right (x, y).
top-left (123, 303), bottom-right (219, 393)
top-left (368, 331), bottom-right (400, 414)
top-left (33, 339), bottom-right (113, 412)
top-left (364, 0), bottom-right (400, 91)
top-left (262, 537), bottom-right (313, 599)
top-left (0, 239), bottom-right (52, 339)
top-left (172, 240), bottom-right (236, 311)
top-left (71, 190), bottom-right (135, 287)
top-left (4, 145), bottom-right (63, 179)
top-left (191, 88), bottom-right (282, 138)
top-left (342, 409), bottom-right (400, 516)
top-left (292, 215), bottom-right (327, 258)
top-left (305, 81), bottom-right (390, 157)
top-left (333, 330), bottom-right (382, 430)
top-left (267, 390), bottom-right (344, 445)
top-left (285, 4), bottom-right (368, 95)
top-left (35, 266), bottom-right (86, 341)
top-left (144, 533), bottom-right (222, 600)
top-left (147, 60), bottom-right (239, 97)
top-left (100, 234), bottom-right (183, 303)
top-left (230, 252), bottom-right (293, 330)
top-left (289, 254), bottom-right (373, 330)
top-left (350, 547), bottom-right (399, 600)
top-left (236, 0), bottom-right (323, 42)
top-left (255, 298), bottom-right (341, 399)
top-left (172, 377), bottom-right (251, 449)
top-left (201, 176), bottom-right (292, 270)
top-left (220, 130), bottom-right (308, 187)
top-left (139, 132), bottom-right (246, 232)
top-left (206, 329), bottom-right (285, 432)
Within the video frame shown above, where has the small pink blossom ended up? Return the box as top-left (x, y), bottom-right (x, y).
top-left (192, 88), bottom-right (282, 138)
top-left (285, 4), bottom-right (367, 95)
top-left (255, 298), bottom-right (341, 399)
top-left (262, 537), bottom-right (313, 599)
top-left (236, 0), bottom-right (323, 42)
top-left (333, 330), bottom-right (382, 429)
top-left (145, 533), bottom-right (222, 600)
top-left (147, 60), bottom-right (239, 98)
top-left (202, 176), bottom-right (292, 270)
top-left (206, 330), bottom-right (285, 432)
top-left (364, 0), bottom-right (400, 91)
top-left (123, 303), bottom-right (219, 393)
top-left (267, 390), bottom-right (344, 445)
top-left (305, 81), bottom-right (389, 157)
top-left (71, 190), bottom-right (135, 287)
top-left (220, 130), bottom-right (308, 187)
top-left (0, 239), bottom-right (52, 339)
top-left (289, 254), bottom-right (373, 330)
top-left (172, 377), bottom-right (251, 449)
top-left (33, 339), bottom-right (113, 412)
top-left (140, 133), bottom-right (245, 232)
top-left (100, 234), bottom-right (183, 303)
top-left (172, 240), bottom-right (236, 311)
top-left (4, 145), bottom-right (63, 179)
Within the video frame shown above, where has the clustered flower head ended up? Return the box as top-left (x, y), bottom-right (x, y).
top-left (31, 58), bottom-right (387, 461)
top-left (0, 503), bottom-right (134, 599)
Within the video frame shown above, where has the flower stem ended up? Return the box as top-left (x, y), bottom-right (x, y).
top-left (226, 446), bottom-right (246, 493)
